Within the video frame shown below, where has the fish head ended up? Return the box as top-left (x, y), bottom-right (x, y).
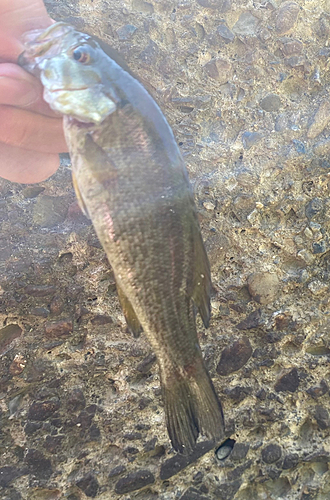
top-left (18, 22), bottom-right (117, 124)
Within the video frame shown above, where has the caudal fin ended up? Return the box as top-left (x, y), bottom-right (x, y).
top-left (162, 360), bottom-right (225, 454)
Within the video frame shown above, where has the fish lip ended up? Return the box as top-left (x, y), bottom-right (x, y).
top-left (48, 87), bottom-right (89, 92)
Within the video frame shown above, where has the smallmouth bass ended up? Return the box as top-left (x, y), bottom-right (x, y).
top-left (19, 22), bottom-right (225, 454)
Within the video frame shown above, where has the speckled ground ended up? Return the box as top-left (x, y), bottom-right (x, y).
top-left (1, 1), bottom-right (330, 499)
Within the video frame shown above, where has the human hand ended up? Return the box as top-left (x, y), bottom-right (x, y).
top-left (0, 0), bottom-right (68, 184)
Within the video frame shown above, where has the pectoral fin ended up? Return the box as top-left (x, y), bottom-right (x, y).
top-left (116, 282), bottom-right (143, 338)
top-left (72, 171), bottom-right (90, 218)
top-left (192, 227), bottom-right (211, 328)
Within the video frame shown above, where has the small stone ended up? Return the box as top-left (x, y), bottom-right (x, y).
top-left (50, 296), bottom-right (64, 315)
top-left (24, 449), bottom-right (52, 479)
top-left (214, 480), bottom-right (241, 499)
top-left (139, 41), bottom-right (158, 65)
top-left (217, 23), bottom-right (235, 43)
top-left (30, 307), bottom-right (50, 318)
top-left (233, 12), bottom-right (259, 36)
top-left (196, 0), bottom-right (229, 9)
top-left (275, 367), bottom-right (299, 392)
top-left (275, 1), bottom-right (299, 34)
top-left (308, 280), bottom-right (328, 296)
top-left (203, 58), bottom-right (232, 83)
top-left (44, 435), bottom-right (64, 454)
top-left (237, 309), bottom-right (262, 330)
top-left (314, 406), bottom-right (330, 430)
top-left (282, 38), bottom-right (303, 56)
top-left (132, 0), bottom-right (154, 14)
top-left (28, 400), bottom-right (60, 421)
top-left (9, 354), bottom-right (27, 376)
top-left (312, 241), bottom-right (327, 254)
top-left (0, 467), bottom-right (24, 487)
top-left (242, 131), bottom-right (262, 149)
top-left (247, 272), bottom-right (280, 305)
top-left (293, 139), bottom-right (306, 154)
top-left (44, 319), bottom-right (73, 338)
top-left (66, 388), bottom-right (86, 411)
top-left (24, 285), bottom-right (56, 297)
top-left (216, 439), bottom-right (235, 460)
top-left (117, 24), bottom-right (137, 40)
top-left (230, 443), bottom-right (249, 461)
top-left (179, 487), bottom-right (210, 500)
top-left (160, 441), bottom-right (214, 480)
top-left (261, 443), bottom-right (282, 464)
top-left (224, 386), bottom-right (252, 402)
top-left (203, 201), bottom-right (215, 211)
top-left (216, 336), bottom-right (252, 376)
top-left (76, 473), bottom-right (99, 498)
top-left (136, 353), bottom-right (157, 374)
top-left (305, 198), bottom-right (323, 219)
top-left (307, 101), bottom-right (330, 139)
top-left (115, 469), bottom-right (155, 494)
top-left (33, 195), bottom-right (70, 227)
top-left (0, 324), bottom-right (22, 355)
top-left (90, 315), bottom-right (113, 325)
top-left (260, 94), bottom-right (281, 112)
top-left (307, 380), bottom-right (328, 399)
top-left (297, 249), bottom-right (314, 265)
top-left (282, 453), bottom-right (299, 469)
top-left (108, 465), bottom-right (126, 479)
top-left (21, 186), bottom-right (45, 198)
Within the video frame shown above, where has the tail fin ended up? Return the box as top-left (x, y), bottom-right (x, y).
top-left (162, 359), bottom-right (225, 454)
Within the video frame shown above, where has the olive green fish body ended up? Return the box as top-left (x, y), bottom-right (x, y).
top-left (19, 23), bottom-right (225, 453)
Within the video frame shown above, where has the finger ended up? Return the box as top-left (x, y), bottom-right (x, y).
top-left (0, 0), bottom-right (52, 61)
top-left (0, 63), bottom-right (57, 116)
top-left (0, 105), bottom-right (67, 154)
top-left (0, 142), bottom-right (60, 184)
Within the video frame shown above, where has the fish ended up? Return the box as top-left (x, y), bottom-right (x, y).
top-left (18, 22), bottom-right (225, 454)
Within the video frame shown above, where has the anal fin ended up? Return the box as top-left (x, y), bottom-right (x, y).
top-left (116, 282), bottom-right (143, 338)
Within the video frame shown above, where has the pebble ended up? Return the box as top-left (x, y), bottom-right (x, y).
top-left (160, 441), bottom-right (214, 480)
top-left (117, 24), bottom-right (137, 40)
top-left (0, 467), bottom-right (24, 488)
top-left (312, 241), bottom-right (327, 254)
top-left (50, 296), bottom-right (64, 315)
top-left (196, 0), bottom-right (229, 9)
top-left (24, 285), bottom-right (56, 297)
top-left (44, 435), bottom-right (64, 454)
top-left (308, 280), bottom-right (328, 296)
top-left (236, 309), bottom-right (262, 330)
top-left (9, 354), bottom-right (27, 376)
top-left (90, 315), bottom-right (113, 325)
top-left (307, 101), bottom-right (330, 139)
top-left (314, 406), bottom-right (330, 430)
top-left (247, 272), bottom-right (280, 305)
top-left (305, 198), bottom-right (323, 219)
top-left (24, 448), bottom-right (53, 479)
top-left (282, 38), bottom-right (303, 56)
top-left (274, 367), bottom-right (299, 392)
top-left (216, 439), bottom-right (235, 460)
top-left (139, 41), bottom-right (158, 66)
top-left (216, 336), bottom-right (252, 376)
top-left (0, 324), bottom-right (22, 355)
top-left (233, 12), bottom-right (259, 36)
top-left (307, 380), bottom-right (328, 399)
top-left (260, 94), bottom-right (281, 112)
top-left (29, 307), bottom-right (50, 318)
top-left (66, 388), bottom-right (86, 411)
top-left (231, 443), bottom-right (249, 461)
top-left (214, 480), bottom-right (241, 499)
top-left (28, 400), bottom-right (60, 421)
top-left (275, 1), bottom-right (300, 34)
top-left (108, 465), bottom-right (127, 478)
top-left (203, 58), bottom-right (232, 83)
top-left (179, 487), bottom-right (210, 500)
top-left (21, 186), bottom-right (45, 198)
top-left (44, 319), bottom-right (73, 339)
top-left (242, 131), bottom-right (262, 149)
top-left (216, 23), bottom-right (235, 43)
top-left (76, 473), bottom-right (99, 498)
top-left (136, 353), bottom-right (157, 373)
top-left (33, 195), bottom-right (70, 228)
top-left (261, 443), bottom-right (282, 464)
top-left (115, 469), bottom-right (155, 494)
top-left (282, 453), bottom-right (299, 469)
top-left (297, 249), bottom-right (314, 265)
top-left (224, 386), bottom-right (252, 402)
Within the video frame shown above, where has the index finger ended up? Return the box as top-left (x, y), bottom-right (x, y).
top-left (0, 0), bottom-right (52, 61)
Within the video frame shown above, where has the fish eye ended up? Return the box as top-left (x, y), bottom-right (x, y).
top-left (72, 47), bottom-right (91, 64)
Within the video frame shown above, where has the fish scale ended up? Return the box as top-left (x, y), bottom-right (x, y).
top-left (19, 21), bottom-right (225, 454)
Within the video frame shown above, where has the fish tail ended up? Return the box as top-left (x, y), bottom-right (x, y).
top-left (162, 358), bottom-right (225, 454)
